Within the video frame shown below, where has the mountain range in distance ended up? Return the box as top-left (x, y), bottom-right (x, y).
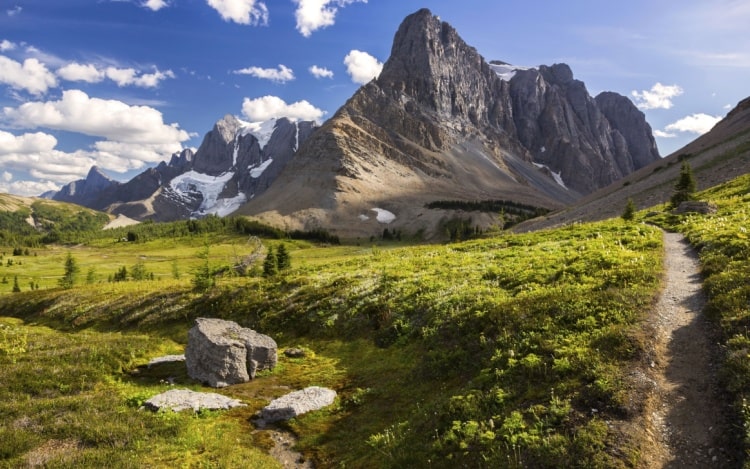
top-left (41, 8), bottom-right (747, 239)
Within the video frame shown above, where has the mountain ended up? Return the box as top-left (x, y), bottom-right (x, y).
top-left (50, 116), bottom-right (317, 221)
top-left (515, 95), bottom-right (750, 232)
top-left (53, 166), bottom-right (120, 206)
top-left (236, 8), bottom-right (660, 238)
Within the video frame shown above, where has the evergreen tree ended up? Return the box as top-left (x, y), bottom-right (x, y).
top-left (671, 160), bottom-right (697, 207)
top-left (130, 261), bottom-right (149, 281)
top-left (263, 246), bottom-right (278, 277)
top-left (622, 198), bottom-right (636, 221)
top-left (276, 243), bottom-right (291, 271)
top-left (86, 267), bottom-right (96, 284)
top-left (58, 252), bottom-right (79, 289)
top-left (192, 244), bottom-right (214, 291)
top-left (12, 275), bottom-right (20, 293)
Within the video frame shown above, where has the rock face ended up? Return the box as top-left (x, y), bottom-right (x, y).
top-left (673, 201), bottom-right (718, 214)
top-left (239, 8), bottom-right (660, 237)
top-left (53, 166), bottom-right (120, 206)
top-left (185, 318), bottom-right (277, 388)
top-left (260, 386), bottom-right (337, 423)
top-left (144, 388), bottom-right (246, 412)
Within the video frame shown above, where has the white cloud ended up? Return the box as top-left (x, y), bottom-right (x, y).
top-left (309, 65), bottom-right (333, 79)
top-left (0, 55), bottom-right (58, 95)
top-left (631, 83), bottom-right (683, 110)
top-left (653, 129), bottom-right (677, 138)
top-left (206, 0), bottom-right (268, 25)
top-left (57, 63), bottom-right (105, 83)
top-left (143, 0), bottom-right (169, 11)
top-left (241, 95), bottom-right (325, 122)
top-left (104, 66), bottom-right (174, 88)
top-left (233, 64), bottom-right (294, 83)
top-left (0, 40), bottom-right (16, 52)
top-left (344, 49), bottom-right (382, 84)
top-left (3, 89), bottom-right (190, 144)
top-left (7, 6), bottom-right (21, 17)
top-left (664, 113), bottom-right (722, 135)
top-left (724, 103), bottom-right (733, 110)
top-left (1, 92), bottom-right (192, 184)
top-left (0, 130), bottom-right (95, 185)
top-left (293, 0), bottom-right (366, 37)
top-left (0, 179), bottom-right (61, 197)
top-left (2, 171), bottom-right (11, 182)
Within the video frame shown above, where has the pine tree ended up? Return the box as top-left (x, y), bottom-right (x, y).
top-left (12, 275), bottom-right (20, 293)
top-left (671, 160), bottom-right (697, 207)
top-left (263, 246), bottom-right (278, 277)
top-left (622, 198), bottom-right (636, 221)
top-left (276, 244), bottom-right (291, 271)
top-left (58, 252), bottom-right (79, 289)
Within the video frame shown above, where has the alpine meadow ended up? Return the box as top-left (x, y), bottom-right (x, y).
top-left (2, 4), bottom-right (750, 469)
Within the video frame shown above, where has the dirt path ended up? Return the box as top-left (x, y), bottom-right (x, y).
top-left (641, 231), bottom-right (739, 467)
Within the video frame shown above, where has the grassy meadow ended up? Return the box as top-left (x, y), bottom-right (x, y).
top-left (0, 211), bottom-right (671, 468)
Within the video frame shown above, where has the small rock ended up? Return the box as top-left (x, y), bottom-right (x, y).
top-left (148, 354), bottom-right (186, 367)
top-left (260, 386), bottom-right (337, 423)
top-left (144, 389), bottom-right (246, 412)
top-left (284, 348), bottom-right (306, 358)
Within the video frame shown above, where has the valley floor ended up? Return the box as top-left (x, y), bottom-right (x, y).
top-left (641, 232), bottom-right (740, 467)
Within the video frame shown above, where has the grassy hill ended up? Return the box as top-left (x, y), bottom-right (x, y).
top-left (1, 171), bottom-right (749, 466)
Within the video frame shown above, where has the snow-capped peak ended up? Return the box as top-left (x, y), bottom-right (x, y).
top-left (489, 62), bottom-right (534, 81)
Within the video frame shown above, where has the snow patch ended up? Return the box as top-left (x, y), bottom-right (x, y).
top-left (490, 62), bottom-right (534, 81)
top-left (249, 158), bottom-right (273, 178)
top-left (533, 163), bottom-right (567, 189)
top-left (169, 170), bottom-right (244, 217)
top-left (238, 118), bottom-right (278, 149)
top-left (371, 208), bottom-right (396, 224)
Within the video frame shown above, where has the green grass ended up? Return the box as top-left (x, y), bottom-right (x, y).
top-left (0, 218), bottom-right (664, 467)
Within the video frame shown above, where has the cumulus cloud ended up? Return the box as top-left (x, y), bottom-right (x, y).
top-left (7, 6), bottom-right (21, 17)
top-left (2, 171), bottom-right (11, 182)
top-left (0, 39), bottom-right (16, 51)
top-left (0, 130), bottom-right (95, 186)
top-left (206, 0), bottom-right (268, 25)
top-left (0, 56), bottom-right (58, 95)
top-left (0, 179), bottom-right (61, 197)
top-left (241, 95), bottom-right (325, 122)
top-left (309, 65), bottom-right (333, 79)
top-left (57, 63), bottom-right (105, 83)
top-left (143, 0), bottom-right (169, 11)
top-left (631, 83), bottom-right (684, 110)
top-left (233, 64), bottom-right (294, 83)
top-left (664, 113), bottom-right (722, 135)
top-left (344, 49), bottom-right (382, 84)
top-left (3, 89), bottom-right (190, 144)
top-left (293, 0), bottom-right (366, 37)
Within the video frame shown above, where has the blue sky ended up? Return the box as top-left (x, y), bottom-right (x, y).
top-left (1, 0), bottom-right (748, 196)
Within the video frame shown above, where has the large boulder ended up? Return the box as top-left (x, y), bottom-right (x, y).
top-left (260, 386), bottom-right (337, 423)
top-left (185, 318), bottom-right (277, 388)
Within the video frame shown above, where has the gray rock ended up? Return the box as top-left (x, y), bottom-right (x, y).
top-left (185, 318), bottom-right (277, 388)
top-left (673, 201), bottom-right (718, 214)
top-left (284, 348), bottom-right (306, 358)
top-left (147, 354), bottom-right (186, 367)
top-left (144, 388), bottom-right (245, 412)
top-left (260, 386), bottom-right (337, 423)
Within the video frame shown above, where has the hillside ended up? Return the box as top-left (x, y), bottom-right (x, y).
top-left (515, 95), bottom-right (750, 232)
top-left (0, 194), bottom-right (111, 245)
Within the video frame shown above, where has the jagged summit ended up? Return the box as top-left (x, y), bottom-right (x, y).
top-left (236, 9), bottom-right (660, 237)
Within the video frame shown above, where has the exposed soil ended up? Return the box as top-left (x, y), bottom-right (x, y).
top-left (640, 232), bottom-right (740, 467)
